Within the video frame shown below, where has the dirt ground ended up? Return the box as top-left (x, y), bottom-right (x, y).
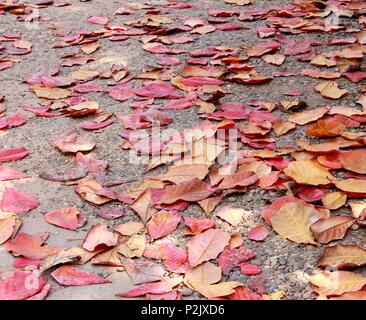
top-left (0, 0), bottom-right (365, 300)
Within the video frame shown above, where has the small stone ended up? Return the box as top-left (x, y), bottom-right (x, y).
top-left (180, 287), bottom-right (193, 296)
top-left (279, 256), bottom-right (287, 265)
top-left (352, 224), bottom-right (360, 231)
top-left (228, 197), bottom-right (236, 202)
top-left (294, 262), bottom-right (304, 270)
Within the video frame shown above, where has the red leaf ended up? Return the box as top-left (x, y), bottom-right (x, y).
top-left (44, 207), bottom-right (87, 230)
top-left (13, 257), bottom-right (41, 269)
top-left (218, 171), bottom-right (258, 189)
top-left (248, 224), bottom-right (269, 241)
top-left (0, 188), bottom-right (39, 213)
top-left (0, 270), bottom-right (46, 300)
top-left (260, 196), bottom-right (305, 225)
top-left (143, 243), bottom-right (188, 273)
top-left (134, 81), bottom-right (183, 99)
top-left (51, 265), bottom-right (109, 286)
top-left (0, 165), bottom-right (26, 181)
top-left (183, 216), bottom-right (215, 235)
top-left (218, 245), bottom-right (257, 275)
top-left (147, 211), bottom-right (181, 240)
top-left (80, 120), bottom-right (113, 130)
top-left (0, 147), bottom-right (29, 162)
top-left (6, 232), bottom-right (59, 260)
top-left (109, 84), bottom-right (134, 102)
top-left (118, 278), bottom-right (181, 298)
top-left (239, 263), bottom-right (261, 276)
top-left (83, 224), bottom-right (118, 251)
top-left (88, 16), bottom-right (110, 25)
top-left (158, 178), bottom-right (214, 204)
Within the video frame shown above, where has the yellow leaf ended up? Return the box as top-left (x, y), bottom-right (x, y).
top-left (310, 271), bottom-right (366, 296)
top-left (284, 160), bottom-right (333, 185)
top-left (270, 202), bottom-right (318, 245)
top-left (322, 192), bottom-right (347, 210)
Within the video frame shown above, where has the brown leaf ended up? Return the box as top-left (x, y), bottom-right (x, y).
top-left (288, 106), bottom-right (329, 125)
top-left (317, 244), bottom-right (366, 269)
top-left (310, 216), bottom-right (355, 244)
top-left (158, 178), bottom-right (214, 204)
top-left (310, 271), bottom-right (366, 296)
top-left (315, 81), bottom-right (348, 99)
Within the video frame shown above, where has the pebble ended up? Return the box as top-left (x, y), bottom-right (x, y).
top-left (279, 256), bottom-right (287, 265)
top-left (228, 197), bottom-right (236, 202)
top-left (180, 287), bottom-right (193, 296)
top-left (352, 224), bottom-right (360, 231)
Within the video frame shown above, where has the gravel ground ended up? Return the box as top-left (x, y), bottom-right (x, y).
top-left (0, 0), bottom-right (365, 300)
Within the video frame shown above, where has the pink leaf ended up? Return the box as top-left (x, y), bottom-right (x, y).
top-left (0, 188), bottom-right (39, 213)
top-left (51, 265), bottom-right (109, 286)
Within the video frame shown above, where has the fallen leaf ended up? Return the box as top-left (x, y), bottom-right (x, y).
top-left (83, 224), bottom-right (118, 251)
top-left (188, 229), bottom-right (230, 267)
top-left (310, 216), bottom-right (355, 244)
top-left (0, 270), bottom-right (45, 300)
top-left (310, 271), bottom-right (366, 296)
top-left (6, 232), bottom-right (59, 259)
top-left (0, 188), bottom-right (39, 214)
top-left (44, 207), bottom-right (86, 230)
top-left (315, 81), bottom-right (348, 99)
top-left (321, 192), bottom-right (347, 210)
top-left (284, 160), bottom-right (333, 186)
top-left (270, 202), bottom-right (318, 245)
top-left (317, 244), bottom-right (366, 269)
top-left (147, 211), bottom-right (181, 240)
top-left (248, 224), bottom-right (269, 241)
top-left (51, 265), bottom-right (109, 286)
top-left (216, 206), bottom-right (244, 226)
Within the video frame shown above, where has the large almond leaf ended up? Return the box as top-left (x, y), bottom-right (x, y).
top-left (284, 160), bottom-right (333, 186)
top-left (310, 216), bottom-right (355, 244)
top-left (339, 150), bottom-right (366, 174)
top-left (334, 179), bottom-right (366, 194)
top-left (317, 244), bottom-right (366, 269)
top-left (188, 229), bottom-right (230, 267)
top-left (270, 202), bottom-right (318, 245)
top-left (310, 271), bottom-right (366, 296)
top-left (158, 178), bottom-right (214, 204)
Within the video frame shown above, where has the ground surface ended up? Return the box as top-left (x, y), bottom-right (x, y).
top-left (0, 0), bottom-right (365, 300)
